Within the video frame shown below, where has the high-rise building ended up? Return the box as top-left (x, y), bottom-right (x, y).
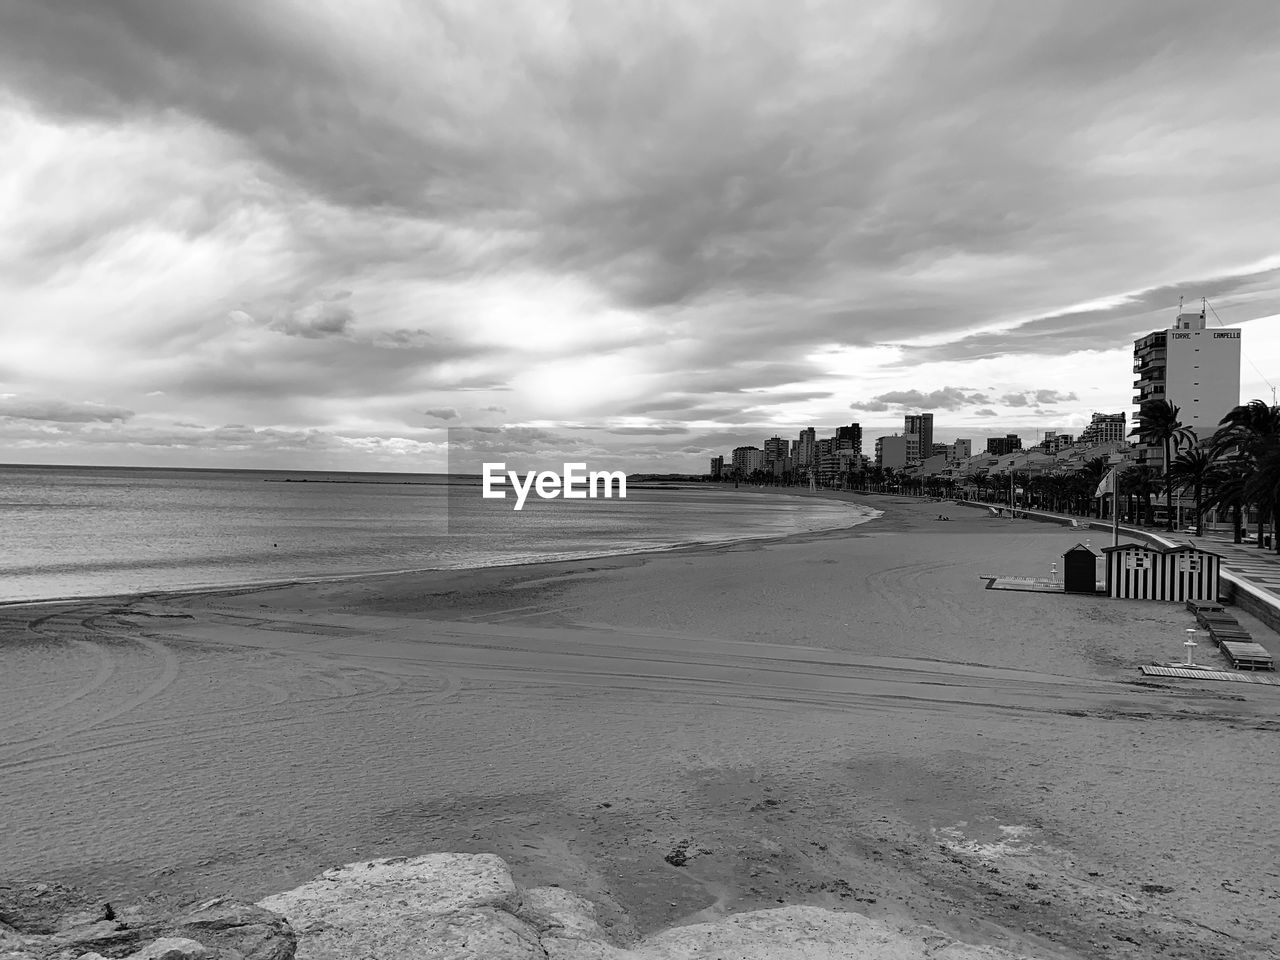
top-left (796, 427), bottom-right (816, 467)
top-left (835, 423), bottom-right (863, 459)
top-left (986, 434), bottom-right (1022, 456)
top-left (763, 436), bottom-right (789, 465)
top-left (904, 413), bottom-right (934, 462)
top-left (731, 446), bottom-right (764, 476)
top-left (709, 455), bottom-right (724, 480)
top-left (1133, 302), bottom-right (1241, 468)
top-left (952, 438), bottom-right (972, 460)
top-left (1076, 412), bottom-right (1127, 447)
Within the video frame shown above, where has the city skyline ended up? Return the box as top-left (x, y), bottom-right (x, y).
top-left (2, 2), bottom-right (1279, 473)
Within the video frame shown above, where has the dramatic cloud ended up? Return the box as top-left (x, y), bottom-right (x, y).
top-left (424, 407), bottom-right (460, 421)
top-left (1, 1), bottom-right (1278, 470)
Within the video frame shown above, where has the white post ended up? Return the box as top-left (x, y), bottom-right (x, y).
top-left (1184, 628), bottom-right (1198, 666)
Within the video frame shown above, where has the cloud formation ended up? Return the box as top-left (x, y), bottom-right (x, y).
top-left (1, 1), bottom-right (1278, 469)
top-left (0, 397), bottom-right (134, 423)
top-left (852, 387), bottom-right (992, 412)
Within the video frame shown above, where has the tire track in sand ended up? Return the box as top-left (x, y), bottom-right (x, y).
top-left (0, 616), bottom-right (181, 761)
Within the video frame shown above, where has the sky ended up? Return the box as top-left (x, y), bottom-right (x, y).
top-left (1, 0), bottom-right (1278, 474)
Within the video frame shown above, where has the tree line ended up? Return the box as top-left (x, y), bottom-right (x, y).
top-left (727, 399), bottom-right (1280, 550)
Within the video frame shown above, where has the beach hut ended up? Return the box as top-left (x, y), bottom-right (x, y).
top-left (1062, 544), bottom-right (1099, 594)
top-left (1102, 543), bottom-right (1221, 602)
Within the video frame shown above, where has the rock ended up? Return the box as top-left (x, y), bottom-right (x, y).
top-left (518, 887), bottom-right (623, 960)
top-left (634, 905), bottom-right (1036, 958)
top-left (260, 854), bottom-right (1045, 960)
top-left (44, 919), bottom-right (142, 955)
top-left (123, 937), bottom-right (209, 960)
top-left (258, 853), bottom-right (534, 960)
top-left (0, 882), bottom-right (97, 936)
top-left (164, 900), bottom-right (293, 960)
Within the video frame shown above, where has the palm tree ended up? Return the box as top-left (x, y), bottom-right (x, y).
top-left (1130, 400), bottom-right (1194, 530)
top-left (963, 470), bottom-right (989, 502)
top-left (1168, 446), bottom-right (1217, 536)
top-left (1211, 400), bottom-right (1280, 550)
top-left (1204, 455), bottom-right (1251, 544)
top-left (1120, 465), bottom-right (1159, 526)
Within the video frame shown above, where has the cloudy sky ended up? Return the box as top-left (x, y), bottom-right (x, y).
top-left (2, 0), bottom-right (1278, 473)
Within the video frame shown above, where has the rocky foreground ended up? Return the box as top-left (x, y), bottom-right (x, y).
top-left (1, 853), bottom-right (1041, 960)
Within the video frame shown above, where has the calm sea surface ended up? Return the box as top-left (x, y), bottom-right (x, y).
top-left (0, 466), bottom-right (876, 603)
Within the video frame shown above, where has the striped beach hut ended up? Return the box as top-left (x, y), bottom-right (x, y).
top-left (1102, 544), bottom-right (1221, 602)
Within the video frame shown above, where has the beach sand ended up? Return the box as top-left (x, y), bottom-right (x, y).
top-left (2, 497), bottom-right (1278, 959)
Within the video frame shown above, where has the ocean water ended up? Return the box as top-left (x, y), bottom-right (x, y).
top-left (0, 466), bottom-right (875, 603)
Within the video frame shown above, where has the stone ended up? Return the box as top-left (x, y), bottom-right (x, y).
top-left (258, 854), bottom-right (535, 960)
top-left (44, 920), bottom-right (141, 954)
top-left (631, 905), bottom-right (1037, 958)
top-left (259, 854), bottom-right (1045, 960)
top-left (518, 887), bottom-right (624, 960)
top-left (122, 937), bottom-right (209, 960)
top-left (164, 900), bottom-right (293, 960)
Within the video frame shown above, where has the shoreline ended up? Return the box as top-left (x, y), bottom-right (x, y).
top-left (4, 495), bottom-right (1278, 959)
top-left (0, 487), bottom-right (884, 611)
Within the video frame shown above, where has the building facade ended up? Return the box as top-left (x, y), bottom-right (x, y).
top-left (796, 427), bottom-right (816, 468)
top-left (986, 434), bottom-right (1022, 456)
top-left (1133, 305), bottom-right (1241, 467)
top-left (763, 436), bottom-right (789, 465)
top-left (836, 423), bottom-right (863, 460)
top-left (731, 446), bottom-right (764, 476)
top-left (709, 455), bottom-right (724, 480)
top-left (904, 414), bottom-right (934, 463)
top-left (876, 434), bottom-right (908, 470)
top-left (1077, 412), bottom-right (1127, 446)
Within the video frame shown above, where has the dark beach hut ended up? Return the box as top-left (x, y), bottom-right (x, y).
top-left (1062, 544), bottom-right (1099, 594)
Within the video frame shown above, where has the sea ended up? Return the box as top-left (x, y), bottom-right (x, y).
top-left (0, 465), bottom-right (877, 604)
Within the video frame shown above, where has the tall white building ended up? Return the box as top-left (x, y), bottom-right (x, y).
top-left (1133, 303), bottom-right (1241, 467)
top-left (731, 446), bottom-right (764, 476)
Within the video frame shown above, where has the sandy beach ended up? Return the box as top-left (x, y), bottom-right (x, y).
top-left (2, 496), bottom-right (1278, 959)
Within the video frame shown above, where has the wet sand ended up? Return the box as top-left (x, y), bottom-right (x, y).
top-left (1, 497), bottom-right (1278, 959)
